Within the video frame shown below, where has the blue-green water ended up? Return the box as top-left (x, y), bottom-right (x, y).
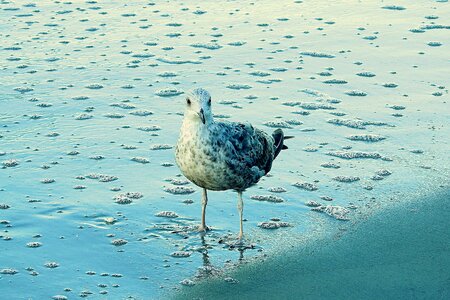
top-left (0, 0), bottom-right (449, 298)
top-left (174, 188), bottom-right (450, 299)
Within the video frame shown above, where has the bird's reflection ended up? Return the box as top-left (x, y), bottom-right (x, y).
top-left (194, 232), bottom-right (253, 280)
top-left (199, 233), bottom-right (211, 267)
top-left (238, 247), bottom-right (245, 261)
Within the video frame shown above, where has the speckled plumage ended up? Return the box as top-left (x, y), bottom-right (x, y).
top-left (175, 89), bottom-right (282, 192)
top-left (175, 88), bottom-right (286, 237)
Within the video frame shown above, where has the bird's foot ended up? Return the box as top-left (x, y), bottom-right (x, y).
top-left (218, 234), bottom-right (257, 250)
top-left (198, 225), bottom-right (211, 232)
top-left (234, 238), bottom-right (244, 247)
top-left (228, 237), bottom-right (255, 250)
top-left (236, 233), bottom-right (245, 244)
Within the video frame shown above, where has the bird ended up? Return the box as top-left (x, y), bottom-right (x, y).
top-left (175, 88), bottom-right (289, 240)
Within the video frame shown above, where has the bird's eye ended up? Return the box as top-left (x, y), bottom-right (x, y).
top-left (208, 97), bottom-right (211, 105)
top-left (186, 98), bottom-right (191, 105)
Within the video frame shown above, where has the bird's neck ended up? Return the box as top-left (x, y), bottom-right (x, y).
top-left (181, 116), bottom-right (214, 133)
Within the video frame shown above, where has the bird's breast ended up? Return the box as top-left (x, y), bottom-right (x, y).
top-left (176, 126), bottom-right (241, 190)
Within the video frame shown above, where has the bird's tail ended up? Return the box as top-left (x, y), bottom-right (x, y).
top-left (272, 129), bottom-right (293, 159)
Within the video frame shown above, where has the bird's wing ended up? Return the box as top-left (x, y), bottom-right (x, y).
top-left (212, 121), bottom-right (275, 175)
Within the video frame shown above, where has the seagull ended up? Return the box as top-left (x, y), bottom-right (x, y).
top-left (175, 88), bottom-right (289, 240)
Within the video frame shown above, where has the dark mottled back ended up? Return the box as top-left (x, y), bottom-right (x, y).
top-left (210, 121), bottom-right (278, 189)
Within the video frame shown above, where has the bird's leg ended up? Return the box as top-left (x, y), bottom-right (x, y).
top-left (199, 188), bottom-right (208, 232)
top-left (237, 191), bottom-right (244, 240)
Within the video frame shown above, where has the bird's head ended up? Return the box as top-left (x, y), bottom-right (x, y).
top-left (184, 88), bottom-right (213, 125)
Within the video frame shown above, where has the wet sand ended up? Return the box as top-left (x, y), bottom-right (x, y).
top-left (174, 188), bottom-right (450, 299)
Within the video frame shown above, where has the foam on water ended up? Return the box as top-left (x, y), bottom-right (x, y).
top-left (0, 0), bottom-right (448, 299)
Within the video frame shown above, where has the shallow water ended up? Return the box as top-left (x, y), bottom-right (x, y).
top-left (0, 0), bottom-right (449, 299)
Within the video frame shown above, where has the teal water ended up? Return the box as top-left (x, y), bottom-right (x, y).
top-left (174, 188), bottom-right (450, 299)
top-left (1, 0), bottom-right (449, 298)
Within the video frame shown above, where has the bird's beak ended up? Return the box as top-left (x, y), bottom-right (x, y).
top-left (198, 109), bottom-right (206, 124)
